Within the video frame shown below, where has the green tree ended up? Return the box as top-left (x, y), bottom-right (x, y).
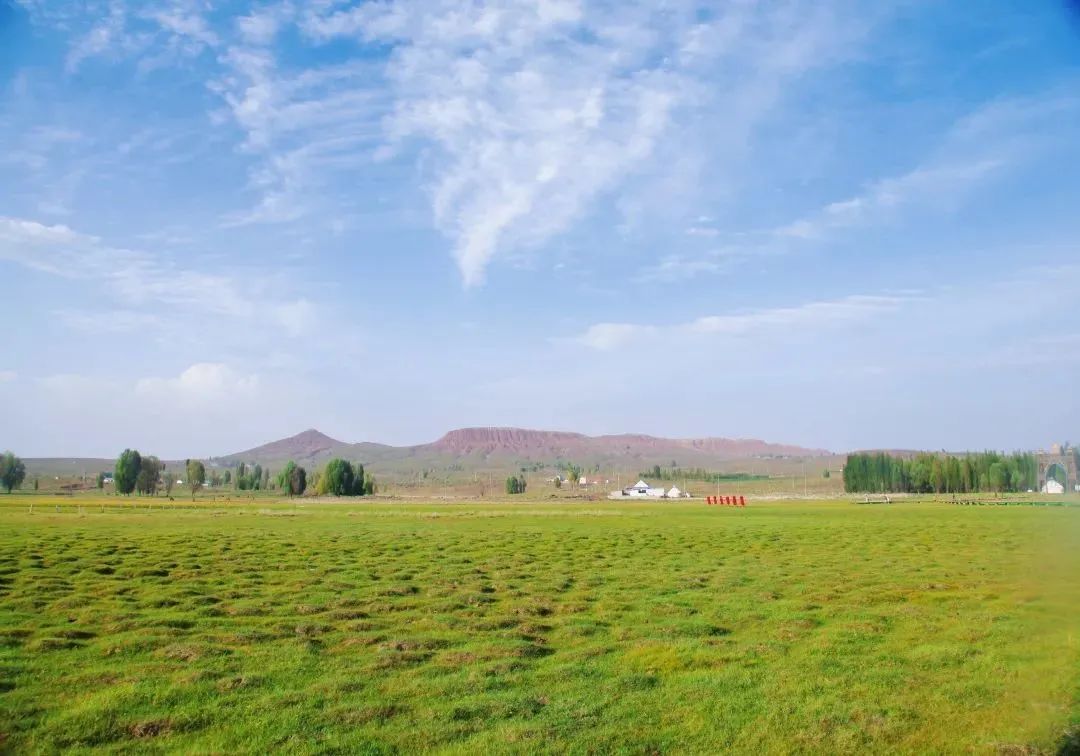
top-left (278, 461), bottom-right (297, 494)
top-left (909, 459), bottom-right (932, 493)
top-left (186, 459), bottom-right (206, 501)
top-left (223, 470), bottom-right (232, 485)
top-left (564, 463), bottom-right (582, 489)
top-left (323, 458), bottom-right (366, 496)
top-left (163, 471), bottom-right (174, 497)
top-left (114, 449), bottom-right (141, 495)
top-left (278, 461), bottom-right (308, 497)
top-left (822, 469), bottom-right (831, 479)
top-left (136, 455), bottom-right (162, 496)
top-left (363, 476), bottom-right (375, 496)
top-left (1, 452), bottom-right (27, 494)
top-left (988, 462), bottom-right (1009, 493)
top-left (291, 465), bottom-right (308, 496)
top-left (323, 458), bottom-right (354, 496)
top-left (96, 472), bottom-right (105, 490)
top-left (930, 457), bottom-right (945, 494)
top-left (33, 477), bottom-right (39, 491)
top-left (353, 463), bottom-right (366, 496)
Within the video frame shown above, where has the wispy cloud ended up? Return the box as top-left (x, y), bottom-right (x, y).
top-left (573, 293), bottom-right (912, 351)
top-left (57, 0), bottom-right (220, 73)
top-left (775, 92), bottom-right (1080, 241)
top-left (211, 48), bottom-right (387, 225)
top-left (0, 216), bottom-right (315, 336)
top-left (300, 0), bottom-right (870, 285)
top-left (20, 0), bottom-right (882, 284)
top-left (634, 254), bottom-right (727, 282)
top-left (778, 159), bottom-right (1006, 240)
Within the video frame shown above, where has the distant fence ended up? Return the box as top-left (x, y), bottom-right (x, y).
top-left (706, 495), bottom-right (745, 507)
top-left (953, 499), bottom-right (1076, 507)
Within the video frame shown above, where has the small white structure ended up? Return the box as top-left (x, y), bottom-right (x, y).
top-left (666, 486), bottom-right (682, 499)
top-left (621, 480), bottom-right (664, 498)
top-left (628, 480), bottom-right (651, 496)
top-left (1043, 479), bottom-right (1065, 495)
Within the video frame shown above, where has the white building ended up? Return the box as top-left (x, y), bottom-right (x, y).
top-left (666, 486), bottom-right (682, 498)
top-left (622, 480), bottom-right (663, 497)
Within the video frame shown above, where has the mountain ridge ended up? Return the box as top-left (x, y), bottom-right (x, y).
top-left (219, 426), bottom-right (831, 469)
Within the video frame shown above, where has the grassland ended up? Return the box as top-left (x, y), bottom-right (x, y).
top-left (1, 495), bottom-right (1078, 753)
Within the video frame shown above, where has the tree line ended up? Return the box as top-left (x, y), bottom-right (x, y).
top-left (112, 449), bottom-right (207, 500)
top-left (640, 465), bottom-right (767, 483)
top-left (233, 462), bottom-right (269, 490)
top-left (110, 451), bottom-right (376, 499)
top-left (311, 458), bottom-right (374, 496)
top-left (842, 451), bottom-right (1038, 494)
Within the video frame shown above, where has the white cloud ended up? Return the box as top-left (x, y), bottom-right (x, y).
top-left (635, 254), bottom-right (728, 282)
top-left (301, 0), bottom-right (865, 286)
top-left (776, 93), bottom-right (1080, 241)
top-left (136, 363), bottom-right (260, 405)
top-left (573, 293), bottom-right (911, 350)
top-left (237, 3), bottom-right (294, 45)
top-left (59, 1), bottom-right (220, 73)
top-left (23, 1), bottom-right (879, 284)
top-left (777, 159), bottom-right (1006, 240)
top-left (687, 295), bottom-right (909, 334)
top-left (211, 49), bottom-right (386, 225)
top-left (0, 216), bottom-right (317, 338)
top-left (64, 4), bottom-right (133, 73)
top-left (576, 322), bottom-right (657, 351)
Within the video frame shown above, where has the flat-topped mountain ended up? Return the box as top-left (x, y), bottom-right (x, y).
top-left (215, 426), bottom-right (829, 471)
top-left (419, 427), bottom-right (826, 460)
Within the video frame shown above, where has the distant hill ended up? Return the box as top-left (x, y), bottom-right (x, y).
top-left (419, 427), bottom-right (825, 461)
top-left (222, 429), bottom-right (357, 464)
top-left (214, 426), bottom-right (830, 472)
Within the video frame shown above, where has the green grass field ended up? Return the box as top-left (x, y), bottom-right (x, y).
top-left (1, 496), bottom-right (1078, 753)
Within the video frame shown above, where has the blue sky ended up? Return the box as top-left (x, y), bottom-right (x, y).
top-left (2, 0), bottom-right (1079, 458)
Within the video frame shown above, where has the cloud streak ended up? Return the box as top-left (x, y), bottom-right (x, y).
top-left (574, 293), bottom-right (911, 350)
top-left (775, 92), bottom-right (1080, 241)
top-left (0, 216), bottom-right (315, 336)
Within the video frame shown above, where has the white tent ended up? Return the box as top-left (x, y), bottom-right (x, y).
top-left (623, 480), bottom-right (655, 498)
top-left (667, 486), bottom-right (681, 498)
top-left (1043, 479), bottom-right (1065, 494)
